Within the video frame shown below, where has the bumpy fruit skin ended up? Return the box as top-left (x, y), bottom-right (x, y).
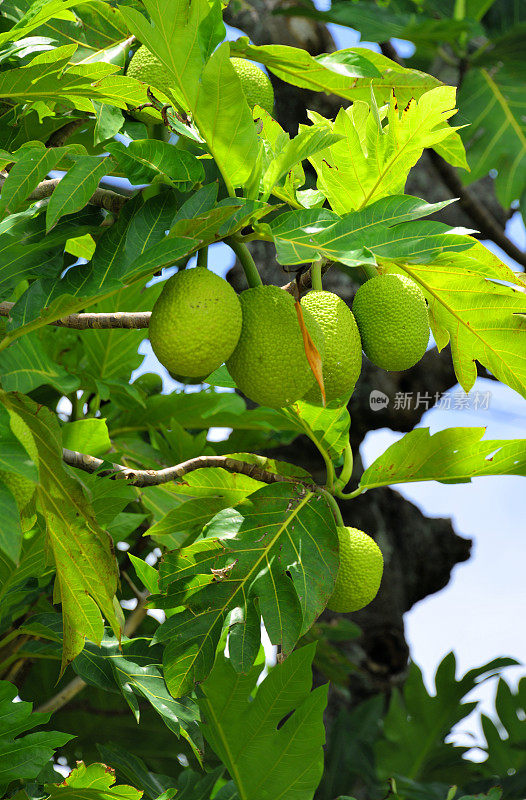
top-left (0, 412), bottom-right (38, 509)
top-left (149, 268), bottom-right (242, 379)
top-left (352, 274), bottom-right (429, 371)
top-left (327, 527), bottom-right (383, 613)
top-left (226, 285), bottom-right (324, 409)
top-left (301, 291), bottom-right (362, 405)
top-left (125, 45), bottom-right (173, 122)
top-left (230, 57), bottom-right (274, 115)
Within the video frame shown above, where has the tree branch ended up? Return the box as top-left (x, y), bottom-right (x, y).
top-left (0, 174), bottom-right (130, 214)
top-left (45, 119), bottom-right (88, 148)
top-left (62, 448), bottom-right (313, 488)
top-left (0, 303), bottom-right (150, 329)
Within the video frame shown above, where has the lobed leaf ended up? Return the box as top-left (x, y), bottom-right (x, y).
top-left (308, 87), bottom-right (463, 214)
top-left (199, 644), bottom-right (327, 800)
top-left (231, 40), bottom-right (442, 105)
top-left (0, 680), bottom-right (73, 789)
top-left (397, 248), bottom-right (526, 398)
top-left (152, 482), bottom-right (338, 697)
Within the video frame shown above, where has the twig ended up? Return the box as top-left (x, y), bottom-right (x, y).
top-left (35, 593), bottom-right (149, 715)
top-left (428, 151), bottom-right (526, 268)
top-left (62, 448), bottom-right (314, 488)
top-left (0, 303), bottom-right (150, 329)
top-left (282, 261), bottom-right (333, 296)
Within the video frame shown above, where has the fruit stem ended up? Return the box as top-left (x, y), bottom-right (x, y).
top-left (358, 264), bottom-right (378, 282)
top-left (310, 259), bottom-right (324, 292)
top-left (196, 247), bottom-right (208, 268)
top-left (227, 238), bottom-right (263, 288)
top-left (334, 443), bottom-right (353, 492)
top-left (334, 485), bottom-right (364, 501)
top-left (320, 488), bottom-right (345, 528)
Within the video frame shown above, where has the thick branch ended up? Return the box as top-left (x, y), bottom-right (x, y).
top-left (0, 303), bottom-right (150, 329)
top-left (0, 174), bottom-right (129, 214)
top-left (30, 178), bottom-right (128, 214)
top-left (45, 119), bottom-right (87, 148)
top-left (62, 448), bottom-right (313, 488)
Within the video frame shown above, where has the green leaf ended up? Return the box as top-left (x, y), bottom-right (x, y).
top-left (72, 634), bottom-right (202, 758)
top-left (0, 482), bottom-right (22, 564)
top-left (0, 49), bottom-right (149, 113)
top-left (96, 742), bottom-right (178, 800)
top-left (0, 0), bottom-right (80, 47)
top-left (146, 468), bottom-right (263, 546)
top-left (359, 427), bottom-right (526, 491)
top-left (262, 124), bottom-right (343, 197)
top-left (376, 653), bottom-right (518, 782)
top-left (62, 419), bottom-right (112, 457)
top-left (120, 1), bottom-right (259, 188)
top-left (0, 679), bottom-right (73, 789)
top-left (0, 331), bottom-right (80, 394)
top-left (46, 155), bottom-right (110, 231)
top-left (307, 87), bottom-right (463, 213)
top-left (282, 401), bottom-right (351, 462)
top-left (199, 644), bottom-right (327, 800)
top-left (278, 2), bottom-right (483, 48)
top-left (0, 144), bottom-right (66, 216)
top-left (3, 196), bottom-right (197, 345)
top-left (2, 392), bottom-right (121, 673)
top-left (153, 483), bottom-right (338, 697)
top-left (35, 1), bottom-right (132, 66)
top-left (70, 280), bottom-right (160, 402)
top-left (0, 401), bottom-right (39, 483)
top-left (0, 204), bottom-right (103, 300)
top-left (459, 64), bottom-right (526, 206)
top-left (0, 531), bottom-right (49, 628)
top-left (478, 678), bottom-right (526, 778)
top-left (398, 245), bottom-right (526, 398)
top-left (45, 760), bottom-right (142, 799)
top-left (268, 195), bottom-right (468, 266)
top-left (230, 40), bottom-right (442, 105)
top-left (106, 140), bottom-right (205, 188)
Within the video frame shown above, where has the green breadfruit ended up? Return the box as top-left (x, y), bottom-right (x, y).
top-left (230, 57), bottom-right (274, 115)
top-left (149, 268), bottom-right (243, 379)
top-left (301, 290), bottom-right (362, 405)
top-left (125, 45), bottom-right (173, 122)
top-left (126, 47), bottom-right (274, 121)
top-left (226, 284), bottom-right (325, 409)
top-left (327, 527), bottom-right (383, 613)
top-left (0, 412), bottom-right (38, 509)
top-left (352, 273), bottom-right (430, 371)
top-left (132, 373), bottom-right (163, 395)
